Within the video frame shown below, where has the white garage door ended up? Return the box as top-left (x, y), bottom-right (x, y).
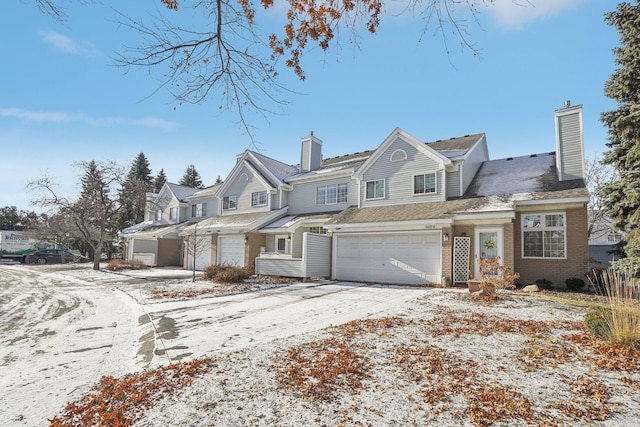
top-left (218, 235), bottom-right (246, 267)
top-left (194, 236), bottom-right (212, 271)
top-left (334, 232), bottom-right (441, 285)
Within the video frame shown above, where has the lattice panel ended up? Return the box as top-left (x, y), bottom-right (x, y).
top-left (453, 237), bottom-right (471, 283)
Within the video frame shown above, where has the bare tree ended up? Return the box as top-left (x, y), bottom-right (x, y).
top-left (183, 222), bottom-right (212, 282)
top-left (28, 160), bottom-right (127, 270)
top-left (585, 153), bottom-right (619, 241)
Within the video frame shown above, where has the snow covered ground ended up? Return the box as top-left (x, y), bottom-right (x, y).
top-left (0, 264), bottom-right (429, 426)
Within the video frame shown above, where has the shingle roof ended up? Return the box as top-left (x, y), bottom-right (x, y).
top-left (463, 152), bottom-right (586, 198)
top-left (426, 133), bottom-right (483, 152)
top-left (250, 151), bottom-right (298, 181)
top-left (167, 182), bottom-right (199, 202)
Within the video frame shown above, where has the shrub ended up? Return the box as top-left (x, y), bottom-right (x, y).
top-left (204, 264), bottom-right (249, 283)
top-left (565, 277), bottom-right (586, 292)
top-left (534, 278), bottom-right (553, 290)
top-left (476, 256), bottom-right (519, 297)
top-left (584, 307), bottom-right (612, 340)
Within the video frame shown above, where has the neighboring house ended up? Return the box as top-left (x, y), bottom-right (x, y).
top-left (120, 182), bottom-right (200, 266)
top-left (588, 214), bottom-right (625, 269)
top-left (121, 102), bottom-right (589, 287)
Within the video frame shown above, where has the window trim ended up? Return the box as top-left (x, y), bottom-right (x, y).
top-left (521, 212), bottom-right (567, 259)
top-left (251, 191), bottom-right (268, 207)
top-left (192, 202), bottom-right (207, 218)
top-left (413, 172), bottom-right (437, 195)
top-left (223, 195), bottom-right (237, 211)
top-left (390, 149), bottom-right (407, 162)
top-left (169, 207), bottom-right (178, 221)
top-left (316, 183), bottom-right (348, 205)
top-left (275, 234), bottom-right (289, 254)
top-left (365, 179), bottom-right (385, 200)
top-left (156, 209), bottom-right (162, 221)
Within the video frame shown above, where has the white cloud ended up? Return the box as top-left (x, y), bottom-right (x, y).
top-left (39, 30), bottom-right (101, 57)
top-left (486, 0), bottom-right (586, 30)
top-left (0, 108), bottom-right (178, 131)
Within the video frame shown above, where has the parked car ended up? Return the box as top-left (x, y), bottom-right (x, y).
top-left (26, 249), bottom-right (88, 265)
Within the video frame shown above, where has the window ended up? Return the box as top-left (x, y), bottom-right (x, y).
top-left (414, 173), bottom-right (436, 194)
top-left (169, 207), bottom-right (178, 220)
top-left (251, 191), bottom-right (268, 207)
top-left (192, 203), bottom-right (207, 218)
top-left (316, 183), bottom-right (348, 205)
top-left (522, 212), bottom-right (566, 258)
top-left (308, 226), bottom-right (327, 235)
top-left (391, 149), bottom-right (407, 162)
top-left (608, 233), bottom-right (622, 243)
top-left (365, 179), bottom-right (385, 200)
top-left (276, 236), bottom-right (288, 253)
top-left (223, 195), bottom-right (237, 210)
top-left (156, 209), bottom-right (162, 221)
top-left (239, 173), bottom-right (249, 182)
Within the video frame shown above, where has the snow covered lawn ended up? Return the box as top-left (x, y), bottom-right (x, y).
top-left (2, 264), bottom-right (639, 426)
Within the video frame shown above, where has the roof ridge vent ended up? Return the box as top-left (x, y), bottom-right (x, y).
top-left (530, 154), bottom-right (537, 157)
top-left (506, 157), bottom-right (513, 161)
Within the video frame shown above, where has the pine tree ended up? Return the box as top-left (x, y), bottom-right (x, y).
top-left (154, 169), bottom-right (168, 193)
top-left (179, 164), bottom-right (204, 188)
top-left (117, 153), bottom-right (154, 228)
top-left (600, 1), bottom-right (640, 272)
top-left (215, 175), bottom-right (223, 184)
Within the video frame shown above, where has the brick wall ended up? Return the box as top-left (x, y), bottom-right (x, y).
top-left (514, 207), bottom-right (588, 287)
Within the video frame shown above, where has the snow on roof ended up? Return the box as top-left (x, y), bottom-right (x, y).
top-left (166, 182), bottom-right (200, 202)
top-left (463, 152), bottom-right (586, 198)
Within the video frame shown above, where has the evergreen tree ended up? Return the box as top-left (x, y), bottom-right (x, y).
top-left (153, 169), bottom-right (168, 193)
top-left (179, 164), bottom-right (204, 189)
top-left (215, 175), bottom-right (223, 184)
top-left (117, 153), bottom-right (154, 228)
top-left (600, 1), bottom-right (640, 272)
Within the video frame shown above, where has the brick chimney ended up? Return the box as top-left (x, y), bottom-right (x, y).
top-left (555, 100), bottom-right (585, 181)
top-left (300, 131), bottom-right (322, 172)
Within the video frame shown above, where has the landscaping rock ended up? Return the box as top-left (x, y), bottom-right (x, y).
top-left (523, 284), bottom-right (540, 293)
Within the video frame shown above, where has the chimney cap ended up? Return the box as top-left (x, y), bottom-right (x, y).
top-left (564, 100), bottom-right (571, 108)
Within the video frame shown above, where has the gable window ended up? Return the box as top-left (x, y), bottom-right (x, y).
top-left (365, 179), bottom-right (385, 200)
top-left (522, 212), bottom-right (566, 258)
top-left (192, 203), bottom-right (207, 218)
top-left (223, 195), bottom-right (237, 210)
top-left (169, 207), bottom-right (178, 220)
top-left (316, 183), bottom-right (348, 205)
top-left (156, 209), bottom-right (162, 221)
top-left (239, 173), bottom-right (249, 183)
top-left (414, 173), bottom-right (436, 194)
top-left (251, 191), bottom-right (268, 207)
top-left (391, 149), bottom-right (407, 162)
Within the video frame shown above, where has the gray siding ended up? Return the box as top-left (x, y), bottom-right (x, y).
top-left (361, 137), bottom-right (445, 207)
top-left (288, 176), bottom-right (357, 214)
top-left (446, 169), bottom-right (461, 198)
top-left (557, 113), bottom-right (584, 180)
top-left (460, 136), bottom-right (488, 194)
top-left (133, 239), bottom-right (158, 254)
top-left (303, 233), bottom-right (331, 277)
top-left (187, 195), bottom-right (217, 221)
top-left (221, 165), bottom-right (272, 215)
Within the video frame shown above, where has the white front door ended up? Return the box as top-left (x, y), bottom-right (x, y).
top-left (474, 227), bottom-right (503, 278)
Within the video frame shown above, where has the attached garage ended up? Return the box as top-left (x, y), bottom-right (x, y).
top-left (218, 234), bottom-right (246, 267)
top-left (333, 232), bottom-right (441, 285)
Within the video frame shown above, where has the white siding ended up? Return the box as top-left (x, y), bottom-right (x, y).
top-left (556, 112), bottom-right (584, 181)
top-left (288, 177), bottom-right (357, 214)
top-left (221, 166), bottom-right (271, 215)
top-left (460, 136), bottom-right (488, 195)
top-left (303, 233), bottom-right (331, 277)
top-left (361, 137), bottom-right (445, 207)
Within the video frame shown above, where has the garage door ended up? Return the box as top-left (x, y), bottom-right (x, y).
top-left (194, 236), bottom-right (212, 271)
top-left (334, 232), bottom-right (441, 285)
top-left (218, 235), bottom-right (246, 267)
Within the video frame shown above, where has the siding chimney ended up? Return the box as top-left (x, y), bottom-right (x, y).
top-left (555, 101), bottom-right (585, 181)
top-left (300, 132), bottom-right (323, 172)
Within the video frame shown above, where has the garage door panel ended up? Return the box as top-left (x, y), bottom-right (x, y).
top-left (219, 235), bottom-right (245, 267)
top-left (335, 233), bottom-right (441, 285)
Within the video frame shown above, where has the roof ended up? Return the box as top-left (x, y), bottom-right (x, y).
top-left (426, 134), bottom-right (483, 152)
top-left (182, 208), bottom-right (288, 233)
top-left (166, 182), bottom-right (200, 202)
top-left (250, 151), bottom-right (298, 181)
top-left (120, 221), bottom-right (191, 238)
top-left (261, 211), bottom-right (339, 232)
top-left (463, 152), bottom-right (586, 198)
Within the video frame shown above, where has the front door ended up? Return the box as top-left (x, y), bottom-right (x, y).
top-left (474, 227), bottom-right (503, 278)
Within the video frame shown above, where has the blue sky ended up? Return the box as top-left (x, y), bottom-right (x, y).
top-left (1, 0), bottom-right (618, 212)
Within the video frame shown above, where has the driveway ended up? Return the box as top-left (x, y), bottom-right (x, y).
top-left (0, 264), bottom-right (430, 426)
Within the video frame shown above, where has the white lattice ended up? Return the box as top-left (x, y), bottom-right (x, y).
top-left (453, 237), bottom-right (471, 283)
